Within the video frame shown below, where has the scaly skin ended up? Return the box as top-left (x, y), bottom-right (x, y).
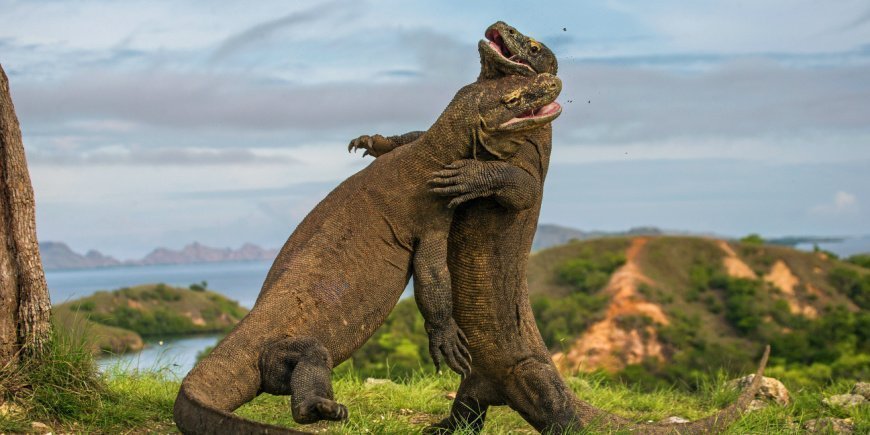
top-left (351, 21), bottom-right (771, 434)
top-left (173, 73), bottom-right (563, 434)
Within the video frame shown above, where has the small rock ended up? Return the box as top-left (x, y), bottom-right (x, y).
top-left (445, 391), bottom-right (457, 400)
top-left (747, 399), bottom-right (768, 412)
top-left (852, 382), bottom-right (870, 400)
top-left (364, 377), bottom-right (393, 386)
top-left (803, 417), bottom-right (854, 434)
top-left (31, 421), bottom-right (52, 433)
top-left (659, 416), bottom-right (689, 424)
top-left (823, 393), bottom-right (866, 408)
top-left (727, 374), bottom-right (790, 406)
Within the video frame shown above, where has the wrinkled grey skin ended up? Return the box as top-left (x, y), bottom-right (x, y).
top-left (351, 21), bottom-right (772, 434)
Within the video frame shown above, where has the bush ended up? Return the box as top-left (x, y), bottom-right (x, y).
top-left (532, 292), bottom-right (609, 349)
top-left (739, 234), bottom-right (765, 245)
top-left (828, 266), bottom-right (870, 309)
top-left (556, 252), bottom-right (625, 294)
top-left (189, 280), bottom-right (208, 292)
top-left (845, 253), bottom-right (870, 269)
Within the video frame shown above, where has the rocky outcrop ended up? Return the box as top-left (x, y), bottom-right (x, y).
top-left (823, 394), bottom-right (866, 408)
top-left (727, 374), bottom-right (790, 411)
top-left (803, 417), bottom-right (855, 434)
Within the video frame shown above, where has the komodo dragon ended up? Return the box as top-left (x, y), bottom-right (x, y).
top-left (173, 73), bottom-right (564, 434)
top-left (350, 22), bottom-right (771, 434)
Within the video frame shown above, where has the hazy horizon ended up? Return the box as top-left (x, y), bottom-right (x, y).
top-left (3, 1), bottom-right (868, 258)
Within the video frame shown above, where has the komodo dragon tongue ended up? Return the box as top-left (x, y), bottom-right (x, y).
top-left (574, 345), bottom-right (771, 434)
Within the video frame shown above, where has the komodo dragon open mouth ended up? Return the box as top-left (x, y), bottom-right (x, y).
top-left (500, 101), bottom-right (562, 129)
top-left (484, 29), bottom-right (535, 72)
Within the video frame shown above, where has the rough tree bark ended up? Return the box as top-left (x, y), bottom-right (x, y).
top-left (0, 63), bottom-right (52, 367)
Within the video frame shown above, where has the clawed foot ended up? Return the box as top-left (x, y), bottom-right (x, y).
top-left (427, 319), bottom-right (472, 377)
top-left (429, 160), bottom-right (493, 208)
top-left (347, 134), bottom-right (392, 158)
top-left (422, 418), bottom-right (454, 435)
top-left (295, 397), bottom-right (348, 423)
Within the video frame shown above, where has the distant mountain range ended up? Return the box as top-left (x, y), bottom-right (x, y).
top-left (39, 241), bottom-right (279, 270)
top-left (39, 225), bottom-right (869, 271)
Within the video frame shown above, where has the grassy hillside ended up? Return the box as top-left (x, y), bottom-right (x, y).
top-left (527, 235), bottom-right (869, 389)
top-left (347, 235), bottom-right (868, 392)
top-left (53, 283), bottom-right (248, 354)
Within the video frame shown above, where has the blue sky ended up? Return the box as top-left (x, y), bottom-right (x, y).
top-left (2, 0), bottom-right (869, 258)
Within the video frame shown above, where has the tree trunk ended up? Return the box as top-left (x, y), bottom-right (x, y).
top-left (0, 63), bottom-right (51, 367)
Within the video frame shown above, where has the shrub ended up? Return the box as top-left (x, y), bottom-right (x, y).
top-left (556, 252), bottom-right (625, 294)
top-left (845, 253), bottom-right (870, 269)
top-left (740, 234), bottom-right (764, 245)
top-left (189, 280), bottom-right (208, 292)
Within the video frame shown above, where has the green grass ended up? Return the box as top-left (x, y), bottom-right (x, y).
top-left (4, 347), bottom-right (867, 434)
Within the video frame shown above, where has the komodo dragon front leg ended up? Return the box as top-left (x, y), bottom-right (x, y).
top-left (350, 135), bottom-right (541, 211)
top-left (414, 232), bottom-right (472, 374)
top-left (348, 131), bottom-right (425, 157)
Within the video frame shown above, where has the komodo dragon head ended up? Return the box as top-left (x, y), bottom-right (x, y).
top-left (464, 72), bottom-right (562, 160)
top-left (479, 21), bottom-right (558, 79)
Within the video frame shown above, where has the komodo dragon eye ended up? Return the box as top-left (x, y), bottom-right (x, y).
top-left (530, 41), bottom-right (542, 55)
top-left (502, 90), bottom-right (522, 107)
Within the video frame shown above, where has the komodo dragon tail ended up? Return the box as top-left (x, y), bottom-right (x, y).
top-left (174, 384), bottom-right (308, 435)
top-left (173, 349), bottom-right (310, 435)
top-left (573, 345), bottom-right (771, 434)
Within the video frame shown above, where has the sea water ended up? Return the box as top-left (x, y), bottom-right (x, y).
top-left (46, 261), bottom-right (411, 376)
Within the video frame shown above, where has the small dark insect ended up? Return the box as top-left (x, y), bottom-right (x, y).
top-left (562, 27), bottom-right (567, 31)
top-left (587, 100), bottom-right (591, 104)
top-left (567, 99), bottom-right (573, 103)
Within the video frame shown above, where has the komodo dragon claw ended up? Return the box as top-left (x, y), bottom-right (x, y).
top-left (348, 134), bottom-right (394, 158)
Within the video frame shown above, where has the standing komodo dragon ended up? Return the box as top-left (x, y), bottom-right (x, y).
top-left (173, 73), bottom-right (564, 434)
top-left (350, 22), bottom-right (771, 434)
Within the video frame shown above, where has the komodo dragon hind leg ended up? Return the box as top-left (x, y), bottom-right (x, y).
top-left (503, 359), bottom-right (582, 434)
top-left (259, 336), bottom-right (348, 424)
top-left (423, 373), bottom-right (504, 435)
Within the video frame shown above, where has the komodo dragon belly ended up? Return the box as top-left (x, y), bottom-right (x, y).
top-left (448, 199), bottom-right (545, 373)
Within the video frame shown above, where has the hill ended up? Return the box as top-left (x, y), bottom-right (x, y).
top-left (39, 241), bottom-right (121, 269)
top-left (53, 283), bottom-right (249, 354)
top-left (530, 236), bottom-right (868, 387)
top-left (39, 241), bottom-right (278, 270)
top-left (349, 235), bottom-right (869, 389)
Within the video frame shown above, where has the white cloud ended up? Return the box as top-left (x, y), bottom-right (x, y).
top-left (811, 191), bottom-right (859, 215)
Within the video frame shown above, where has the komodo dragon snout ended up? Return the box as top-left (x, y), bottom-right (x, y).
top-left (480, 21), bottom-right (558, 78)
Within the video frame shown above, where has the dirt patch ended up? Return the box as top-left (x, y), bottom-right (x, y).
top-left (764, 260), bottom-right (817, 318)
top-left (553, 238), bottom-right (669, 373)
top-left (185, 311), bottom-right (207, 326)
top-left (717, 241), bottom-right (757, 279)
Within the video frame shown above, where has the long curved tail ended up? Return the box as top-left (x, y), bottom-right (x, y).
top-left (173, 345), bottom-right (309, 435)
top-left (571, 345), bottom-right (771, 434)
top-left (174, 383), bottom-right (308, 435)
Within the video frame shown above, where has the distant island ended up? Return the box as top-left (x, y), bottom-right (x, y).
top-left (40, 227), bottom-right (865, 271)
top-left (39, 241), bottom-right (279, 270)
top-left (53, 283), bottom-right (249, 355)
